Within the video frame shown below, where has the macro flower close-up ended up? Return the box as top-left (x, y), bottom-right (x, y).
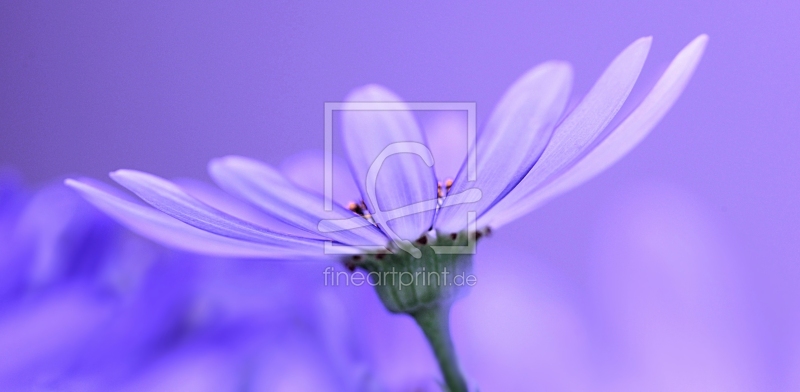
top-left (64, 34), bottom-right (707, 390)
top-left (2, 1), bottom-right (799, 391)
top-left (66, 34), bottom-right (707, 262)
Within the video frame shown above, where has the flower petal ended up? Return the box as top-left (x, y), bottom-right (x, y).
top-left (64, 178), bottom-right (328, 258)
top-left (173, 177), bottom-right (319, 239)
top-left (209, 156), bottom-right (388, 248)
top-left (109, 169), bottom-right (323, 249)
top-left (341, 85), bottom-right (438, 241)
top-left (480, 36), bottom-right (652, 225)
top-left (435, 61), bottom-right (573, 233)
top-left (487, 35), bottom-right (709, 229)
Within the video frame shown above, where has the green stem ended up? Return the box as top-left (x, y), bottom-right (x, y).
top-left (411, 304), bottom-right (468, 392)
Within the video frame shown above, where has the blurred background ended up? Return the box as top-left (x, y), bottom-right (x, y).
top-left (1, 1), bottom-right (799, 390)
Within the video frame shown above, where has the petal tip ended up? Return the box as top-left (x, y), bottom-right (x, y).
top-left (694, 34), bottom-right (710, 48)
top-left (109, 169), bottom-right (135, 179)
top-left (62, 178), bottom-right (102, 198)
top-left (677, 34), bottom-right (710, 66)
top-left (530, 61), bottom-right (574, 86)
top-left (686, 34), bottom-right (710, 53)
top-left (546, 59), bottom-right (573, 71)
top-left (345, 84), bottom-right (399, 103)
top-left (108, 170), bottom-right (130, 183)
top-left (63, 178), bottom-right (80, 189)
top-left (208, 156), bottom-right (234, 169)
top-left (208, 155), bottom-right (251, 178)
top-left (635, 36), bottom-right (654, 48)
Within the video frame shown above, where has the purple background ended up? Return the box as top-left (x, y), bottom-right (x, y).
top-left (2, 1), bottom-right (799, 389)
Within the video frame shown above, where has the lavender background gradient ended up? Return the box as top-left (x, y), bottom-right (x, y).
top-left (2, 1), bottom-right (799, 389)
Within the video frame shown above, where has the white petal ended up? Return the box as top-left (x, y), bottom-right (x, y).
top-left (173, 177), bottom-right (319, 239)
top-left (435, 61), bottom-right (573, 233)
top-left (481, 36), bottom-right (652, 225)
top-left (65, 178), bottom-right (328, 258)
top-left (209, 156), bottom-right (388, 248)
top-left (109, 169), bottom-right (323, 249)
top-left (487, 35), bottom-right (709, 229)
top-left (342, 85), bottom-right (438, 241)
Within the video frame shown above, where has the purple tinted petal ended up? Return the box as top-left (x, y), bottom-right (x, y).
top-left (110, 169), bottom-right (321, 249)
top-left (65, 178), bottom-right (327, 258)
top-left (435, 62), bottom-right (573, 233)
top-left (174, 177), bottom-right (320, 239)
top-left (487, 35), bottom-right (708, 229)
top-left (342, 85), bottom-right (438, 241)
top-left (481, 37), bottom-right (652, 225)
top-left (280, 150), bottom-right (360, 208)
top-left (209, 156), bottom-right (388, 248)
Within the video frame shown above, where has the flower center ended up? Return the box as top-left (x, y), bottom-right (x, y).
top-left (346, 178), bottom-right (456, 225)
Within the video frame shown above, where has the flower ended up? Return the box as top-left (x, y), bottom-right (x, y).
top-left (65, 34), bottom-right (706, 261)
top-left (65, 34), bottom-right (708, 391)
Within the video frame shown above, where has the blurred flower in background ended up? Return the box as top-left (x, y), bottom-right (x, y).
top-left (584, 181), bottom-right (762, 391)
top-left (0, 176), bottom-right (361, 390)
